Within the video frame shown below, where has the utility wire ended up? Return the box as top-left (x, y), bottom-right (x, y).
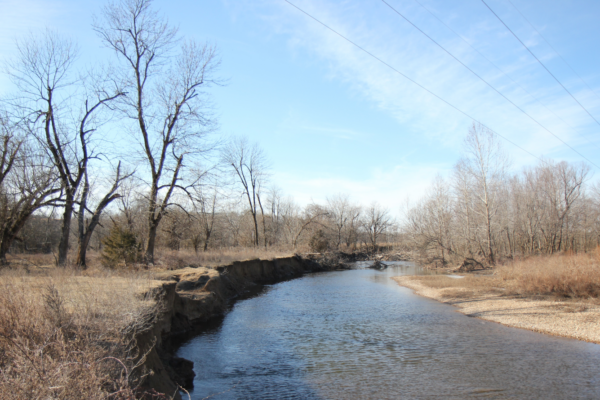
top-left (481, 0), bottom-right (600, 128)
top-left (381, 0), bottom-right (599, 170)
top-left (506, 0), bottom-right (600, 103)
top-left (412, 0), bottom-right (600, 154)
top-left (282, 0), bottom-right (545, 164)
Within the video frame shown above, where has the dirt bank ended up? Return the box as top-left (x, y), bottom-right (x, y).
top-left (393, 275), bottom-right (600, 345)
top-left (138, 255), bottom-right (338, 398)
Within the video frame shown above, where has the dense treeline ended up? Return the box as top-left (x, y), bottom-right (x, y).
top-left (0, 0), bottom-right (402, 267)
top-left (13, 192), bottom-right (398, 262)
top-left (2, 0), bottom-right (595, 269)
top-left (404, 123), bottom-right (597, 266)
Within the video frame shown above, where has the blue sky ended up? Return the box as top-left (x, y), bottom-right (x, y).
top-left (2, 0), bottom-right (600, 212)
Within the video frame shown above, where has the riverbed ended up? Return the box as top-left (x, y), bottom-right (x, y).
top-left (176, 262), bottom-right (600, 399)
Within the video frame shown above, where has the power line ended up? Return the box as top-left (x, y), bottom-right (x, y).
top-left (282, 0), bottom-right (545, 164)
top-left (381, 0), bottom-right (599, 170)
top-left (506, 0), bottom-right (600, 103)
top-left (412, 0), bottom-right (600, 154)
top-left (481, 0), bottom-right (600, 128)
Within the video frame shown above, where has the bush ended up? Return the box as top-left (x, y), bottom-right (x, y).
top-left (497, 253), bottom-right (600, 298)
top-left (309, 230), bottom-right (330, 253)
top-left (0, 271), bottom-right (161, 399)
top-left (101, 225), bottom-right (140, 268)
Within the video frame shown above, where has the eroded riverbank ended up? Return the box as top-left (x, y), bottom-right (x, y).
top-left (393, 274), bottom-right (600, 344)
top-left (174, 262), bottom-right (600, 399)
top-left (140, 255), bottom-right (343, 397)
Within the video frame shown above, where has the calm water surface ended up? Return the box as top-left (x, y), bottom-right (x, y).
top-left (176, 262), bottom-right (600, 399)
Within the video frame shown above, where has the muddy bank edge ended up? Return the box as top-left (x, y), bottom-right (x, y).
top-left (137, 255), bottom-right (337, 398)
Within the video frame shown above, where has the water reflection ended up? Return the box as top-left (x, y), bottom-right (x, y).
top-left (176, 262), bottom-right (600, 399)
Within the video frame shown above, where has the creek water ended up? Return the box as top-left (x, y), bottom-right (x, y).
top-left (175, 262), bottom-right (600, 399)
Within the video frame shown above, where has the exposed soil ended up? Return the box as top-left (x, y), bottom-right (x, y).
top-left (139, 255), bottom-right (338, 398)
top-left (393, 275), bottom-right (600, 344)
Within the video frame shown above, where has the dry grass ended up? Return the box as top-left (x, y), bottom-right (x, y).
top-left (497, 252), bottom-right (600, 299)
top-left (6, 247), bottom-right (296, 271)
top-left (394, 254), bottom-right (600, 344)
top-left (415, 275), bottom-right (497, 290)
top-left (0, 247), bottom-right (296, 398)
top-left (402, 275), bottom-right (504, 300)
top-left (0, 267), bottom-right (167, 399)
top-left (410, 252), bottom-right (600, 300)
top-left (155, 248), bottom-right (295, 269)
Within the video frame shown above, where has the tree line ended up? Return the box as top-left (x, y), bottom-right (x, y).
top-left (403, 123), bottom-right (596, 266)
top-left (7, 0), bottom-right (586, 269)
top-left (0, 0), bottom-right (399, 267)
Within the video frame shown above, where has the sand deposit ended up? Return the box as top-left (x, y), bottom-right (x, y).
top-left (393, 275), bottom-right (600, 344)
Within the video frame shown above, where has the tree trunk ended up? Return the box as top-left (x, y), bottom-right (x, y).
top-left (75, 229), bottom-right (94, 269)
top-left (58, 196), bottom-right (74, 266)
top-left (251, 211), bottom-right (259, 247)
top-left (0, 239), bottom-right (10, 265)
top-left (203, 234), bottom-right (211, 252)
top-left (485, 205), bottom-right (494, 264)
top-left (145, 222), bottom-right (158, 264)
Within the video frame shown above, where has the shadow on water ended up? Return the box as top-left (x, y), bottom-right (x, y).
top-left (176, 261), bottom-right (600, 399)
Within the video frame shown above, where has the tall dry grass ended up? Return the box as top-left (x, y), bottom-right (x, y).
top-left (0, 267), bottom-right (167, 399)
top-left (497, 252), bottom-right (600, 298)
top-left (0, 246), bottom-right (300, 398)
top-left (7, 247), bottom-right (296, 271)
top-left (155, 248), bottom-right (295, 269)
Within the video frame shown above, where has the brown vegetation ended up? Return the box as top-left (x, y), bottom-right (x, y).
top-left (394, 253), bottom-right (600, 343)
top-left (497, 252), bottom-right (600, 299)
top-left (407, 253), bottom-right (600, 301)
top-left (0, 267), bottom-right (164, 399)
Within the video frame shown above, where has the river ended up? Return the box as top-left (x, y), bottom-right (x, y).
top-left (175, 262), bottom-right (600, 399)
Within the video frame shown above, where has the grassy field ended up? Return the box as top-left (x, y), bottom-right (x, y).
top-left (0, 267), bottom-right (165, 399)
top-left (0, 247), bottom-right (296, 399)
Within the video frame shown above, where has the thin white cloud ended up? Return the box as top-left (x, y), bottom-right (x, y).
top-left (252, 0), bottom-right (600, 164)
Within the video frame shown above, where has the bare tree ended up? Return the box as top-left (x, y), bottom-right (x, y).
top-left (6, 31), bottom-right (125, 266)
top-left (292, 203), bottom-right (329, 249)
top-left (405, 177), bottom-right (454, 263)
top-left (362, 202), bottom-right (392, 252)
top-left (191, 179), bottom-right (220, 252)
top-left (460, 123), bottom-right (509, 263)
top-left (94, 0), bottom-right (220, 263)
top-left (221, 137), bottom-right (268, 247)
top-left (0, 134), bottom-right (61, 264)
top-left (327, 194), bottom-right (353, 249)
top-left (75, 162), bottom-right (133, 268)
top-left (536, 160), bottom-right (589, 253)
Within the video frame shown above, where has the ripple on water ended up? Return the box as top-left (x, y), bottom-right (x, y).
top-left (176, 262), bottom-right (600, 399)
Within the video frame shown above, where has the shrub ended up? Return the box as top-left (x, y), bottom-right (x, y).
top-left (101, 225), bottom-right (140, 268)
top-left (497, 253), bottom-right (600, 298)
top-left (0, 270), bottom-right (162, 399)
top-left (309, 230), bottom-right (330, 253)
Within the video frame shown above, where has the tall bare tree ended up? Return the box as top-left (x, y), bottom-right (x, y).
top-left (0, 120), bottom-right (61, 263)
top-left (221, 137), bottom-right (268, 247)
top-left (6, 31), bottom-right (125, 266)
top-left (191, 179), bottom-right (220, 252)
top-left (536, 160), bottom-right (589, 253)
top-left (94, 0), bottom-right (220, 263)
top-left (327, 194), bottom-right (353, 249)
top-left (460, 123), bottom-right (509, 263)
top-left (75, 162), bottom-right (132, 268)
top-left (362, 202), bottom-right (392, 252)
